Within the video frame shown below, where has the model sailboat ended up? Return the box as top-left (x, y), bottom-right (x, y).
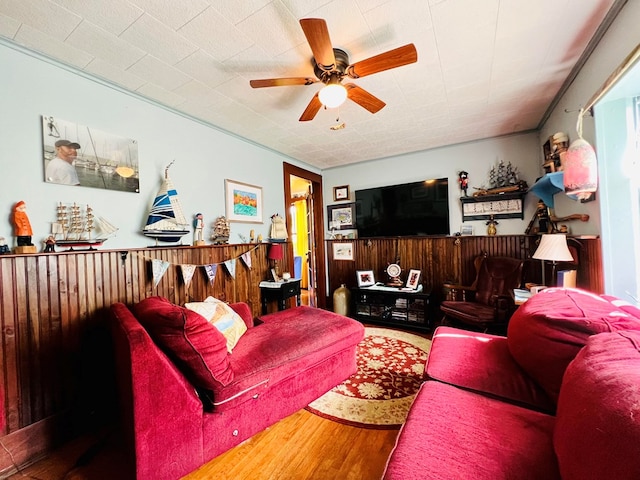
top-left (53, 202), bottom-right (118, 250)
top-left (142, 161), bottom-right (190, 244)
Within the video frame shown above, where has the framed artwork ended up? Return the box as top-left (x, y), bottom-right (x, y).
top-left (225, 179), bottom-right (263, 223)
top-left (406, 269), bottom-right (421, 289)
top-left (460, 192), bottom-right (525, 221)
top-left (327, 203), bottom-right (356, 230)
top-left (42, 115), bottom-right (139, 192)
top-left (333, 185), bottom-right (350, 201)
top-left (333, 242), bottom-right (354, 261)
top-left (460, 225), bottom-right (474, 236)
top-left (356, 270), bottom-right (375, 287)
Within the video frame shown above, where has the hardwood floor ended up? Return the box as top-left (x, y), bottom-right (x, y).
top-left (5, 409), bottom-right (399, 480)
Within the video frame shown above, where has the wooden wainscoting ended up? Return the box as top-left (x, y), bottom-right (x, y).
top-left (0, 243), bottom-right (283, 476)
top-left (326, 235), bottom-right (603, 308)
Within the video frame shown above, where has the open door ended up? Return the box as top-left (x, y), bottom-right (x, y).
top-left (283, 163), bottom-right (326, 309)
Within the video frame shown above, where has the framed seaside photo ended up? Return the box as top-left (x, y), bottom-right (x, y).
top-left (327, 203), bottom-right (355, 230)
top-left (356, 270), bottom-right (375, 287)
top-left (225, 179), bottom-right (263, 223)
top-left (333, 185), bottom-right (350, 201)
top-left (333, 242), bottom-right (354, 261)
top-left (42, 115), bottom-right (139, 193)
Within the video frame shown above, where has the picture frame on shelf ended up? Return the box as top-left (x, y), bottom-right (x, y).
top-left (333, 242), bottom-right (354, 261)
top-left (333, 185), bottom-right (350, 201)
top-left (225, 179), bottom-right (263, 223)
top-left (460, 224), bottom-right (474, 236)
top-left (327, 203), bottom-right (355, 230)
top-left (406, 269), bottom-right (421, 289)
top-left (356, 270), bottom-right (375, 288)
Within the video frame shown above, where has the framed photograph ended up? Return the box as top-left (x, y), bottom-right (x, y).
top-left (406, 269), bottom-right (421, 289)
top-left (460, 225), bottom-right (474, 236)
top-left (333, 185), bottom-right (350, 201)
top-left (225, 179), bottom-right (263, 223)
top-left (327, 203), bottom-right (355, 230)
top-left (42, 115), bottom-right (139, 192)
top-left (356, 270), bottom-right (375, 287)
top-left (333, 242), bottom-right (354, 261)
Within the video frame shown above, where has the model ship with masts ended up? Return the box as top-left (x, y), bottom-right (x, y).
top-left (211, 216), bottom-right (230, 244)
top-left (53, 202), bottom-right (118, 250)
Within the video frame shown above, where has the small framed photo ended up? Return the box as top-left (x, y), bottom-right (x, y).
top-left (460, 225), bottom-right (474, 236)
top-left (356, 270), bottom-right (375, 288)
top-left (333, 185), bottom-right (350, 201)
top-left (327, 203), bottom-right (356, 230)
top-left (406, 269), bottom-right (421, 289)
top-left (333, 242), bottom-right (354, 261)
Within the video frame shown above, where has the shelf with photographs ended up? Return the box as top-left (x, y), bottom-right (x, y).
top-left (352, 287), bottom-right (432, 332)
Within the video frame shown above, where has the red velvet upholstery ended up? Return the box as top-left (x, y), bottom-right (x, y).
top-left (508, 288), bottom-right (640, 403)
top-left (426, 326), bottom-right (554, 413)
top-left (554, 331), bottom-right (640, 480)
top-left (110, 301), bottom-right (363, 480)
top-left (384, 382), bottom-right (560, 480)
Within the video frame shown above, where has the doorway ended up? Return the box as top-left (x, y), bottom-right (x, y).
top-left (283, 163), bottom-right (326, 309)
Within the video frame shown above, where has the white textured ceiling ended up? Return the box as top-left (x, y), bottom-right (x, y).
top-left (0, 0), bottom-right (620, 169)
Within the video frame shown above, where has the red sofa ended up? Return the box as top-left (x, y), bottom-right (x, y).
top-left (110, 297), bottom-right (363, 480)
top-left (383, 288), bottom-right (640, 479)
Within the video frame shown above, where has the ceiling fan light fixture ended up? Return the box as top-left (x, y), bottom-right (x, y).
top-left (318, 83), bottom-right (347, 108)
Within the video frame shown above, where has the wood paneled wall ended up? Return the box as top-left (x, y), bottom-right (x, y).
top-left (0, 243), bottom-right (285, 475)
top-left (326, 235), bottom-right (603, 306)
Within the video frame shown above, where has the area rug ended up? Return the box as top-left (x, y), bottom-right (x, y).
top-left (306, 327), bottom-right (431, 429)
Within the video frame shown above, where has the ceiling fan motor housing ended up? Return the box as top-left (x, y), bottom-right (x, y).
top-left (314, 48), bottom-right (349, 83)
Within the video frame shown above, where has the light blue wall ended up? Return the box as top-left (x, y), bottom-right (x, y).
top-left (0, 41), bottom-right (315, 250)
top-left (322, 133), bottom-right (542, 236)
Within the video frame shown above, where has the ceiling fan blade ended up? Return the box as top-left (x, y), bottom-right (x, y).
top-left (345, 84), bottom-right (386, 114)
top-left (250, 77), bottom-right (317, 88)
top-left (299, 93), bottom-right (323, 122)
top-left (300, 18), bottom-right (336, 71)
top-left (347, 44), bottom-right (417, 79)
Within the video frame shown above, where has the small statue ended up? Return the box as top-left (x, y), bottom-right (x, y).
top-left (0, 237), bottom-right (10, 255)
top-left (13, 201), bottom-right (34, 246)
top-left (458, 171), bottom-right (469, 197)
top-left (486, 215), bottom-right (499, 236)
top-left (193, 213), bottom-right (205, 246)
top-left (43, 235), bottom-right (56, 253)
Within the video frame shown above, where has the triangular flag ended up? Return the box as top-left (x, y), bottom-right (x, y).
top-left (204, 264), bottom-right (218, 285)
top-left (152, 259), bottom-right (170, 287)
top-left (181, 264), bottom-right (196, 289)
top-left (241, 251), bottom-right (252, 269)
top-left (224, 259), bottom-right (236, 279)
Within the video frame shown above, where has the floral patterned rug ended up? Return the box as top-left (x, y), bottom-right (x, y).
top-left (306, 327), bottom-right (431, 429)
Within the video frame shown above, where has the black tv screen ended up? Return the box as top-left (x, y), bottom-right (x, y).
top-left (355, 178), bottom-right (450, 237)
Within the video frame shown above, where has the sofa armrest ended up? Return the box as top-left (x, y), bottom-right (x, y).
top-left (229, 302), bottom-right (254, 328)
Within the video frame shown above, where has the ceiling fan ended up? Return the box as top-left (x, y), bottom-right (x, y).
top-left (249, 18), bottom-right (418, 122)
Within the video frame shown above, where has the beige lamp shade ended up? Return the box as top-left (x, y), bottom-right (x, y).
top-left (533, 234), bottom-right (574, 262)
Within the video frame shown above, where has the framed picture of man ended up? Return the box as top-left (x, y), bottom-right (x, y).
top-left (42, 115), bottom-right (139, 193)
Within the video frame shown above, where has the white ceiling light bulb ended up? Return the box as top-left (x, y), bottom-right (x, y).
top-left (318, 76), bottom-right (347, 108)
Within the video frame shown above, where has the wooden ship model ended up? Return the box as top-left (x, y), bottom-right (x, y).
top-left (211, 216), bottom-right (230, 244)
top-left (53, 202), bottom-right (117, 250)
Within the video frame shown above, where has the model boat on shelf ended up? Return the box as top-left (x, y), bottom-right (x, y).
top-left (211, 216), bottom-right (230, 244)
top-left (142, 161), bottom-right (190, 244)
top-left (53, 202), bottom-right (118, 250)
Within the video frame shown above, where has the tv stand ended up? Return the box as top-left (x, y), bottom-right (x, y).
top-left (352, 287), bottom-right (432, 332)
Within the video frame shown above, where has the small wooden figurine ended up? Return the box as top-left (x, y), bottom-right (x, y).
top-left (13, 201), bottom-right (37, 254)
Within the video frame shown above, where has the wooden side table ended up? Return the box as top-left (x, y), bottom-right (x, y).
top-left (259, 279), bottom-right (302, 314)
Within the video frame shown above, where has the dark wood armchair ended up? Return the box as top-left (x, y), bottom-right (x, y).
top-left (440, 255), bottom-right (524, 333)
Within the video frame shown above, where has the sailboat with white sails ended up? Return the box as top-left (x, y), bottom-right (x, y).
top-left (142, 161), bottom-right (190, 244)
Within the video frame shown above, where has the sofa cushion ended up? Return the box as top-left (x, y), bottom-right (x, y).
top-left (383, 381), bottom-right (560, 480)
top-left (211, 306), bottom-right (364, 411)
top-left (134, 296), bottom-right (233, 389)
top-left (507, 288), bottom-right (640, 403)
top-left (426, 326), bottom-right (554, 413)
top-left (185, 296), bottom-right (247, 352)
top-left (554, 330), bottom-right (640, 480)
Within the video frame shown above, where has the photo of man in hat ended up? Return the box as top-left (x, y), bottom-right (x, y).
top-left (45, 139), bottom-right (81, 185)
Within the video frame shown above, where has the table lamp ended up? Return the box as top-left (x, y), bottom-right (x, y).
top-left (267, 243), bottom-right (284, 281)
top-left (532, 234), bottom-right (574, 286)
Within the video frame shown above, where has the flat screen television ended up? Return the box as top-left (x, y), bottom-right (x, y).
top-left (355, 178), bottom-right (450, 238)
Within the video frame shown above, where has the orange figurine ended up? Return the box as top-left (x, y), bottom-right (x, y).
top-left (13, 201), bottom-right (34, 247)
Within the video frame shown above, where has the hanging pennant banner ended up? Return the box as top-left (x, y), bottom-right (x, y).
top-left (204, 264), bottom-right (218, 285)
top-left (224, 259), bottom-right (236, 279)
top-left (152, 259), bottom-right (171, 287)
top-left (181, 264), bottom-right (197, 289)
top-left (241, 251), bottom-right (252, 269)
